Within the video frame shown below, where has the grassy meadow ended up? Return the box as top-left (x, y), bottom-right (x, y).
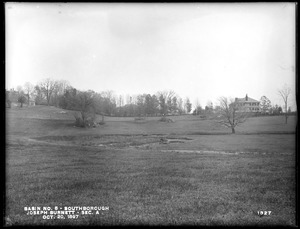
top-left (5, 105), bottom-right (297, 226)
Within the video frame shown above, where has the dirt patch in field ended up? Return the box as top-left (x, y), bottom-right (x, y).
top-left (159, 150), bottom-right (273, 155)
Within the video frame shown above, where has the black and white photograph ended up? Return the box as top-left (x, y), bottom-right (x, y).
top-left (5, 2), bottom-right (297, 226)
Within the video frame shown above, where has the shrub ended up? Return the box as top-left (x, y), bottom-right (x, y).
top-left (75, 117), bottom-right (85, 127)
top-left (84, 117), bottom-right (96, 128)
top-left (73, 113), bottom-right (85, 127)
top-left (159, 116), bottom-right (174, 123)
top-left (73, 112), bottom-right (98, 128)
top-left (134, 117), bottom-right (145, 121)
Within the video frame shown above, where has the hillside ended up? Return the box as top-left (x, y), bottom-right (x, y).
top-left (6, 105), bottom-right (297, 137)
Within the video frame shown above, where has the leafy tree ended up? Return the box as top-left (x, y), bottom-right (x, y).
top-left (177, 97), bottom-right (184, 115)
top-left (34, 85), bottom-right (45, 105)
top-left (151, 95), bottom-right (159, 115)
top-left (158, 94), bottom-right (166, 115)
top-left (204, 101), bottom-right (213, 116)
top-left (260, 96), bottom-right (271, 114)
top-left (136, 94), bottom-right (146, 116)
top-left (57, 86), bottom-right (77, 109)
top-left (18, 95), bottom-right (27, 108)
top-left (193, 105), bottom-right (203, 115)
top-left (144, 94), bottom-right (151, 115)
top-left (24, 82), bottom-right (34, 105)
top-left (270, 104), bottom-right (282, 115)
top-left (72, 91), bottom-right (95, 127)
top-left (185, 98), bottom-right (192, 114)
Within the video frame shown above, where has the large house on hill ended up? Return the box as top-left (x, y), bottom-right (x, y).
top-left (235, 94), bottom-right (260, 112)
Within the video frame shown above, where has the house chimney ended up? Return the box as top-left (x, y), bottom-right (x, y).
top-left (245, 94), bottom-right (248, 101)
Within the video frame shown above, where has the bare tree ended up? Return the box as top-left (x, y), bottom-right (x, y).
top-left (24, 82), bottom-right (34, 105)
top-left (51, 80), bottom-right (70, 107)
top-left (52, 83), bottom-right (61, 106)
top-left (177, 97), bottom-right (184, 115)
top-left (39, 78), bottom-right (57, 106)
top-left (100, 90), bottom-right (117, 116)
top-left (157, 90), bottom-right (176, 115)
top-left (278, 84), bottom-right (291, 124)
top-left (216, 97), bottom-right (248, 134)
top-left (165, 91), bottom-right (176, 102)
top-left (59, 80), bottom-right (70, 94)
top-left (205, 100), bottom-right (214, 116)
top-left (118, 95), bottom-right (124, 107)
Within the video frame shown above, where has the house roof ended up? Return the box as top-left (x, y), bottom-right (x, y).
top-left (236, 97), bottom-right (259, 103)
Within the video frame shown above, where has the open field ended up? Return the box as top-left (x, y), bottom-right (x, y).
top-left (5, 106), bottom-right (297, 226)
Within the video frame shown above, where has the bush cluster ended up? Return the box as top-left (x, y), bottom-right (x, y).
top-left (159, 116), bottom-right (174, 123)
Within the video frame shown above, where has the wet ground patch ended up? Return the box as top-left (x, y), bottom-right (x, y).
top-left (31, 134), bottom-right (194, 148)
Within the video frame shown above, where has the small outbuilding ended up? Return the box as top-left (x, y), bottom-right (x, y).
top-left (28, 99), bottom-right (36, 106)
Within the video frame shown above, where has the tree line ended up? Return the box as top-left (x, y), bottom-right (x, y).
top-left (5, 78), bottom-right (194, 118)
top-left (6, 78), bottom-right (292, 118)
top-left (6, 79), bottom-right (293, 130)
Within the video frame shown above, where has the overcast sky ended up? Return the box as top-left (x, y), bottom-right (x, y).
top-left (5, 3), bottom-right (296, 110)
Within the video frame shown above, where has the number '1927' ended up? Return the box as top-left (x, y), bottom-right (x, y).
top-left (257, 211), bottom-right (271, 216)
